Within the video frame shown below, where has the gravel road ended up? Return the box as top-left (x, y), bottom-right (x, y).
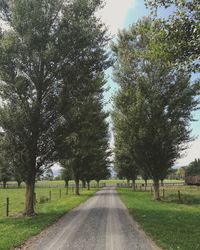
top-left (27, 187), bottom-right (160, 250)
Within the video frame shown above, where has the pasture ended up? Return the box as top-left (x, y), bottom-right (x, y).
top-left (0, 178), bottom-right (184, 189)
top-left (118, 186), bottom-right (200, 250)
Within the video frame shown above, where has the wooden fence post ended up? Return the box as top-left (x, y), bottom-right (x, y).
top-left (49, 191), bottom-right (51, 201)
top-left (163, 189), bottom-right (165, 199)
top-left (6, 197), bottom-right (9, 217)
top-left (178, 190), bottom-right (181, 201)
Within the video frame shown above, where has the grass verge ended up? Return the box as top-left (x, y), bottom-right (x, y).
top-left (0, 188), bottom-right (98, 250)
top-left (117, 188), bottom-right (200, 250)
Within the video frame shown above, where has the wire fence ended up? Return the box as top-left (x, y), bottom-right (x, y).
top-left (118, 182), bottom-right (200, 204)
top-left (0, 182), bottom-right (106, 189)
top-left (0, 184), bottom-right (103, 218)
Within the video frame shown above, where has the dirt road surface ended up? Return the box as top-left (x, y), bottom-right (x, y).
top-left (24, 187), bottom-right (160, 250)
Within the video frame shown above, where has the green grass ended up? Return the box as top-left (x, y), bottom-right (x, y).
top-left (2, 178), bottom-right (184, 188)
top-left (0, 186), bottom-right (82, 217)
top-left (159, 185), bottom-right (200, 205)
top-left (118, 188), bottom-right (200, 250)
top-left (0, 187), bottom-right (98, 250)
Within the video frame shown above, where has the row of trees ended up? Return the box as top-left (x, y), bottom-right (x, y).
top-left (0, 163), bottom-right (55, 188)
top-left (186, 159), bottom-right (200, 177)
top-left (166, 161), bottom-right (200, 180)
top-left (112, 0), bottom-right (200, 200)
top-left (0, 0), bottom-right (110, 216)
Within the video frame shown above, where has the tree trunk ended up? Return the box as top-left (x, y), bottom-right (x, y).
top-left (127, 179), bottom-right (130, 187)
top-left (96, 180), bottom-right (100, 188)
top-left (3, 181), bottom-right (6, 189)
top-left (82, 180), bottom-right (86, 188)
top-left (65, 180), bottom-right (69, 188)
top-left (87, 181), bottom-right (90, 190)
top-left (145, 179), bottom-right (147, 187)
top-left (132, 179), bottom-right (135, 190)
top-left (24, 182), bottom-right (36, 216)
top-left (17, 181), bottom-right (21, 188)
top-left (161, 179), bottom-right (164, 186)
top-left (75, 179), bottom-right (80, 195)
top-left (153, 180), bottom-right (160, 200)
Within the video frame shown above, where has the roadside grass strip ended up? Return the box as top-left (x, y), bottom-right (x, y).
top-left (117, 188), bottom-right (200, 250)
top-left (0, 188), bottom-right (98, 250)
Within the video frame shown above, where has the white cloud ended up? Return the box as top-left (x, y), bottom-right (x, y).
top-left (0, 20), bottom-right (9, 31)
top-left (97, 0), bottom-right (136, 36)
top-left (176, 139), bottom-right (200, 167)
top-left (51, 162), bottom-right (62, 176)
top-left (52, 162), bottom-right (62, 170)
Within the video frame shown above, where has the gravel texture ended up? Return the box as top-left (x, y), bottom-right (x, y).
top-left (21, 187), bottom-right (160, 250)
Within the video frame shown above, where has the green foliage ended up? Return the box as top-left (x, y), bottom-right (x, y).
top-left (0, 0), bottom-right (110, 213)
top-left (79, 101), bottom-right (111, 183)
top-left (0, 135), bottom-right (12, 186)
top-left (0, 0), bottom-right (74, 215)
top-left (112, 18), bottom-right (199, 198)
top-left (55, 2), bottom-right (111, 190)
top-left (0, 0), bottom-right (67, 184)
top-left (60, 161), bottom-right (73, 186)
top-left (114, 136), bottom-right (138, 182)
top-left (186, 159), bottom-right (200, 176)
top-left (145, 0), bottom-right (200, 72)
top-left (60, 98), bottom-right (110, 188)
top-left (176, 167), bottom-right (186, 179)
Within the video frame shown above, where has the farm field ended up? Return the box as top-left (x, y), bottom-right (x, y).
top-left (118, 187), bottom-right (200, 250)
top-left (0, 178), bottom-right (184, 188)
top-left (0, 180), bottom-right (188, 250)
top-left (0, 187), bottom-right (98, 250)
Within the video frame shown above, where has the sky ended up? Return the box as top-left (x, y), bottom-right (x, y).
top-left (98, 0), bottom-right (200, 167)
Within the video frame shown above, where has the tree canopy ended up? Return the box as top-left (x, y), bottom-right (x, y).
top-left (0, 0), bottom-right (110, 215)
top-left (145, 0), bottom-right (200, 72)
top-left (186, 159), bottom-right (200, 177)
top-left (112, 17), bottom-right (200, 199)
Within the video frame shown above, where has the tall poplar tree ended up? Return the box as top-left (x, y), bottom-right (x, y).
top-left (112, 18), bottom-right (199, 200)
top-left (0, 0), bottom-right (67, 215)
top-left (0, 0), bottom-right (109, 215)
top-left (55, 0), bottom-right (110, 195)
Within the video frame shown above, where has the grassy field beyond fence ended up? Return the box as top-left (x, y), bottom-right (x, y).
top-left (0, 178), bottom-right (184, 189)
top-left (118, 187), bottom-right (200, 250)
top-left (0, 186), bottom-right (84, 217)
